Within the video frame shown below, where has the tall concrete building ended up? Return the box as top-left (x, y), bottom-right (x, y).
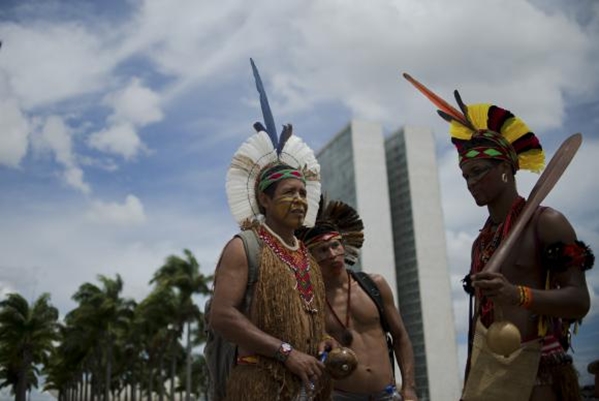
top-left (317, 121), bottom-right (460, 401)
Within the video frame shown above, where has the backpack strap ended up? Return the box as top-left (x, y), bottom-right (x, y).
top-left (348, 270), bottom-right (395, 377)
top-left (236, 229), bottom-right (262, 313)
top-left (349, 270), bottom-right (390, 332)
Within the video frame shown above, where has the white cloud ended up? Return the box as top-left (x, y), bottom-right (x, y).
top-left (63, 166), bottom-right (90, 195)
top-left (87, 195), bottom-right (147, 225)
top-left (87, 78), bottom-right (162, 159)
top-left (40, 116), bottom-right (74, 166)
top-left (37, 115), bottom-right (91, 194)
top-left (126, 0), bottom-right (272, 84)
top-left (88, 122), bottom-right (144, 160)
top-left (542, 138), bottom-right (599, 216)
top-left (105, 77), bottom-right (163, 126)
top-left (247, 0), bottom-right (598, 134)
top-left (0, 96), bottom-right (29, 167)
top-left (0, 22), bottom-right (117, 109)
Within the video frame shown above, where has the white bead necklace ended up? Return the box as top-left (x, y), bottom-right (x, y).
top-left (262, 222), bottom-right (299, 251)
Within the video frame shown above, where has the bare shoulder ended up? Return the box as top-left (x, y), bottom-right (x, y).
top-left (368, 273), bottom-right (388, 287)
top-left (536, 206), bottom-right (576, 245)
top-left (357, 272), bottom-right (389, 289)
top-left (218, 236), bottom-right (248, 270)
top-left (364, 273), bottom-right (394, 299)
top-left (214, 234), bottom-right (249, 285)
top-left (212, 234), bottom-right (251, 309)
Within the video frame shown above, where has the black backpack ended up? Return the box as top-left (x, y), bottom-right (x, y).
top-left (348, 270), bottom-right (395, 377)
top-left (204, 230), bottom-right (261, 401)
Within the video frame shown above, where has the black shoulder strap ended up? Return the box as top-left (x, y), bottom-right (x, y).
top-left (348, 269), bottom-right (395, 378)
top-left (236, 229), bottom-right (262, 313)
top-left (348, 270), bottom-right (390, 333)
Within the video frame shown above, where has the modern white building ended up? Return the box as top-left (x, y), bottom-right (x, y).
top-left (317, 121), bottom-right (460, 401)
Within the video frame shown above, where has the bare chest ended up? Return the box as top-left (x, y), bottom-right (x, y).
top-left (325, 283), bottom-right (381, 333)
top-left (495, 225), bottom-right (546, 288)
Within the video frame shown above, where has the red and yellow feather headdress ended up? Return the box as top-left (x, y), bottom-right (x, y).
top-left (403, 73), bottom-right (545, 173)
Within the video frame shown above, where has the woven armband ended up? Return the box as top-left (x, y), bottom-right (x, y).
top-left (544, 240), bottom-right (594, 273)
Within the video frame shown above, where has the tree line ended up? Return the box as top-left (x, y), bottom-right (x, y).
top-left (0, 249), bottom-right (214, 401)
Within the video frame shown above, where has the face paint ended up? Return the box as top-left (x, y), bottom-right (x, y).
top-left (265, 178), bottom-right (308, 229)
top-left (310, 236), bottom-right (346, 276)
top-left (461, 160), bottom-right (504, 206)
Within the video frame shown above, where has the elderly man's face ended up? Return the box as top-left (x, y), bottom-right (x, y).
top-left (261, 178), bottom-right (308, 229)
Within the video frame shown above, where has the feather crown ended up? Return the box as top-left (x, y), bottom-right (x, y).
top-left (403, 73), bottom-right (545, 173)
top-left (226, 59), bottom-right (321, 228)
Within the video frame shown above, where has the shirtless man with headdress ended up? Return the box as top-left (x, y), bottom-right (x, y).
top-left (208, 60), bottom-right (335, 401)
top-left (297, 198), bottom-right (418, 401)
top-left (404, 74), bottom-right (594, 401)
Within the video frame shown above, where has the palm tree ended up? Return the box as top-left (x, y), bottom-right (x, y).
top-left (135, 286), bottom-right (179, 401)
top-left (0, 292), bottom-right (59, 401)
top-left (174, 354), bottom-right (208, 401)
top-left (114, 305), bottom-right (147, 401)
top-left (150, 249), bottom-right (212, 401)
top-left (69, 274), bottom-right (135, 401)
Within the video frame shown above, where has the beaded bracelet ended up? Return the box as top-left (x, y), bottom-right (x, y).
top-left (517, 285), bottom-right (533, 309)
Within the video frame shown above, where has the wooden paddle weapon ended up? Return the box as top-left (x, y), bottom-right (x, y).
top-left (482, 133), bottom-right (582, 274)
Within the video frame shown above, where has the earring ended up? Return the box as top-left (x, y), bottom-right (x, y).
top-left (501, 173), bottom-right (508, 183)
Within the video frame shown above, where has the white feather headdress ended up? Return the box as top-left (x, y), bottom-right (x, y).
top-left (225, 60), bottom-right (321, 228)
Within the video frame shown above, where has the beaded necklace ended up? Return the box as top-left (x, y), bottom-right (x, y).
top-left (473, 196), bottom-right (526, 324)
top-left (259, 224), bottom-right (317, 313)
top-left (262, 222), bottom-right (300, 250)
top-left (475, 196), bottom-right (526, 269)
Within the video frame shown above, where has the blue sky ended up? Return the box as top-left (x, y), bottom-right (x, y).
top-left (1, 0), bottom-right (598, 399)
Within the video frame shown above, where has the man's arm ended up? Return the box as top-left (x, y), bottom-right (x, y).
top-left (371, 274), bottom-right (418, 401)
top-left (210, 237), bottom-right (281, 355)
top-left (530, 208), bottom-right (591, 319)
top-left (209, 236), bottom-right (326, 387)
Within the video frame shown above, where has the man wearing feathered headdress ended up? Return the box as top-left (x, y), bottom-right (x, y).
top-left (404, 74), bottom-right (593, 401)
top-left (297, 198), bottom-right (418, 401)
top-left (207, 60), bottom-right (334, 401)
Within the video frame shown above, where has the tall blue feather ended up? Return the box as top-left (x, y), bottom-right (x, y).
top-left (250, 58), bottom-right (278, 150)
